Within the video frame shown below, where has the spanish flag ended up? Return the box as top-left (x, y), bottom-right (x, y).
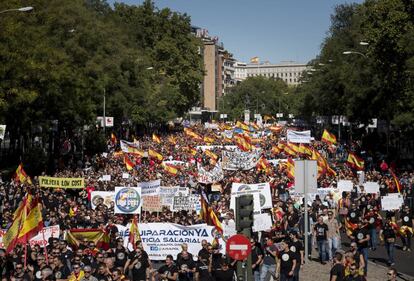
top-left (285, 158), bottom-right (295, 179)
top-left (257, 157), bottom-right (272, 175)
top-left (235, 121), bottom-right (250, 132)
top-left (3, 194), bottom-right (43, 254)
top-left (129, 216), bottom-right (141, 249)
top-left (162, 162), bottom-right (179, 176)
top-left (250, 56), bottom-right (259, 64)
top-left (120, 140), bottom-right (145, 157)
top-left (389, 169), bottom-right (401, 193)
top-left (152, 133), bottom-right (161, 144)
top-left (321, 129), bottom-right (337, 145)
top-left (250, 123), bottom-right (260, 131)
top-left (65, 228), bottom-right (110, 250)
top-left (346, 152), bottom-right (365, 171)
top-left (283, 143), bottom-right (297, 157)
top-left (200, 191), bottom-right (223, 235)
top-left (264, 115), bottom-right (275, 122)
top-left (148, 149), bottom-right (163, 161)
top-left (184, 127), bottom-right (202, 141)
top-left (269, 125), bottom-right (283, 133)
top-left (204, 150), bottom-right (218, 162)
top-left (271, 146), bottom-right (281, 155)
top-left (234, 134), bottom-right (252, 151)
top-left (14, 163), bottom-right (32, 185)
top-left (110, 133), bottom-right (117, 146)
top-left (311, 148), bottom-right (327, 177)
top-left (344, 219), bottom-right (358, 236)
top-left (124, 155), bottom-right (135, 171)
top-left (203, 136), bottom-right (215, 144)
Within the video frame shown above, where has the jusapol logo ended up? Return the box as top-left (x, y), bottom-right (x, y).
top-left (150, 246), bottom-right (159, 251)
top-left (115, 188), bottom-right (141, 213)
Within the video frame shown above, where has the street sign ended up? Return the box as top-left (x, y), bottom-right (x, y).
top-left (97, 116), bottom-right (114, 127)
top-left (226, 234), bottom-right (251, 261)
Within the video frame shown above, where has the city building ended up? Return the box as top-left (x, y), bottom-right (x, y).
top-left (235, 61), bottom-right (308, 85)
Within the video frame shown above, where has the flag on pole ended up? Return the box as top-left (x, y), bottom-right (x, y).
top-left (250, 56), bottom-right (259, 64)
top-left (14, 163), bottom-right (32, 185)
top-left (389, 169), bottom-right (401, 193)
top-left (321, 129), bottom-right (337, 145)
top-left (203, 136), bottom-right (215, 144)
top-left (346, 152), bottom-right (365, 171)
top-left (124, 155), bottom-right (135, 171)
top-left (285, 158), bottom-right (295, 179)
top-left (162, 162), bottom-right (179, 176)
top-left (3, 194), bottom-right (43, 254)
top-left (152, 134), bottom-right (161, 144)
top-left (129, 216), bottom-right (141, 250)
top-left (235, 121), bottom-right (250, 132)
top-left (234, 134), bottom-right (252, 151)
top-left (148, 149), bottom-right (163, 161)
top-left (184, 128), bottom-right (202, 141)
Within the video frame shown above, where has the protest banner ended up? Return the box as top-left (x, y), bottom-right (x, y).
top-left (0, 226), bottom-right (60, 248)
top-left (222, 149), bottom-right (261, 170)
top-left (286, 130), bottom-right (312, 143)
top-left (138, 179), bottom-right (161, 197)
top-left (230, 182), bottom-right (272, 211)
top-left (162, 160), bottom-right (186, 166)
top-left (122, 173), bottom-right (130, 179)
top-left (172, 194), bottom-right (200, 212)
top-left (363, 182), bottom-right (380, 194)
top-left (253, 213), bottom-right (273, 232)
top-left (381, 194), bottom-right (404, 211)
top-left (159, 186), bottom-right (188, 207)
top-left (204, 123), bottom-right (219, 130)
top-left (197, 163), bottom-right (224, 184)
top-left (91, 191), bottom-right (115, 209)
top-left (115, 223), bottom-right (225, 260)
top-left (39, 176), bottom-right (84, 189)
top-left (196, 145), bottom-right (237, 151)
top-left (142, 195), bottom-right (162, 212)
top-left (114, 187), bottom-right (142, 214)
top-left (337, 180), bottom-right (354, 192)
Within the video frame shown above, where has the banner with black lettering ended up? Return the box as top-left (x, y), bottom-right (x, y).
top-left (197, 163), bottom-right (224, 184)
top-left (222, 149), bottom-right (260, 170)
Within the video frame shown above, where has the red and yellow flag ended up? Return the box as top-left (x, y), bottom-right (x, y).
top-left (110, 133), bottom-right (117, 146)
top-left (14, 163), bottom-right (32, 185)
top-left (234, 134), bottom-right (252, 151)
top-left (283, 143), bottom-right (297, 157)
top-left (168, 136), bottom-right (177, 145)
top-left (65, 228), bottom-right (110, 250)
top-left (148, 149), bottom-right (163, 161)
top-left (124, 155), bottom-right (135, 171)
top-left (184, 127), bottom-right (202, 141)
top-left (269, 125), bottom-right (283, 133)
top-left (389, 169), bottom-right (401, 193)
top-left (285, 158), bottom-right (295, 179)
top-left (346, 152), bottom-right (365, 171)
top-left (162, 162), bottom-right (179, 176)
top-left (129, 216), bottom-right (141, 249)
top-left (235, 121), bottom-right (250, 131)
top-left (257, 157), bottom-right (272, 175)
top-left (3, 194), bottom-right (43, 254)
top-left (321, 129), bottom-right (337, 145)
top-left (152, 133), bottom-right (161, 144)
top-left (203, 136), bottom-right (215, 144)
top-left (204, 150), bottom-right (218, 162)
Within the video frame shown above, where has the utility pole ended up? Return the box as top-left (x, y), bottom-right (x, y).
top-left (103, 88), bottom-right (106, 135)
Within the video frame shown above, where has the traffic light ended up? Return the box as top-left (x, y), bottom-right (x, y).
top-left (235, 194), bottom-right (254, 232)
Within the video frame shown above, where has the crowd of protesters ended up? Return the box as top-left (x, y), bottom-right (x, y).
top-left (0, 122), bottom-right (413, 281)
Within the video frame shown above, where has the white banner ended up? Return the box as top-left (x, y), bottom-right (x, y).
top-left (204, 123), bottom-right (219, 130)
top-left (114, 187), bottom-right (142, 214)
top-left (138, 180), bottom-right (161, 197)
top-left (172, 195), bottom-right (200, 212)
top-left (159, 187), bottom-right (188, 207)
top-left (222, 149), bottom-right (261, 170)
top-left (286, 130), bottom-right (312, 143)
top-left (115, 223), bottom-right (225, 260)
top-left (381, 194), bottom-right (404, 211)
top-left (197, 163), bottom-right (224, 184)
top-left (196, 145), bottom-right (237, 152)
top-left (338, 180), bottom-right (354, 192)
top-left (363, 182), bottom-right (380, 194)
top-left (230, 182), bottom-right (272, 211)
top-left (0, 226), bottom-right (60, 248)
top-left (91, 191), bottom-right (115, 209)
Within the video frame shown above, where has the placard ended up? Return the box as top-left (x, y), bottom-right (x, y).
top-left (363, 182), bottom-right (380, 194)
top-left (114, 187), bottom-right (142, 214)
top-left (197, 163), bottom-right (224, 184)
top-left (338, 180), bottom-right (353, 192)
top-left (253, 213), bottom-right (273, 232)
top-left (138, 179), bottom-right (161, 197)
top-left (142, 195), bottom-right (162, 212)
top-left (222, 149), bottom-right (261, 171)
top-left (286, 130), bottom-right (311, 143)
top-left (91, 191), bottom-right (115, 209)
top-left (100, 175), bottom-right (111, 181)
top-left (122, 173), bottom-right (130, 179)
top-left (381, 194), bottom-right (404, 211)
top-left (172, 195), bottom-right (200, 212)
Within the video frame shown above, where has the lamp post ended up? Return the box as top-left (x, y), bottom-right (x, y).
top-left (0, 6), bottom-right (33, 14)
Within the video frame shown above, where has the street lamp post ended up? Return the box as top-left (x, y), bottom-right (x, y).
top-left (0, 6), bottom-right (33, 14)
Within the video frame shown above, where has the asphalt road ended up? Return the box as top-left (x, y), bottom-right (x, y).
top-left (341, 236), bottom-right (414, 281)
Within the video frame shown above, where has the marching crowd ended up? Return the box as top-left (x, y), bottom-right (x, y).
top-left (0, 122), bottom-right (413, 281)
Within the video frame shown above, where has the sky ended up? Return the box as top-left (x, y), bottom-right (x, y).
top-left (108, 0), bottom-right (364, 64)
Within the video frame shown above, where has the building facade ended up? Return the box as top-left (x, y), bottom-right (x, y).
top-left (234, 61), bottom-right (308, 85)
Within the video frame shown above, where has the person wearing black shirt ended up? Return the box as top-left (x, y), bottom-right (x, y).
top-left (313, 216), bottom-right (328, 264)
top-left (157, 255), bottom-right (178, 281)
top-left (113, 238), bottom-right (128, 268)
top-left (347, 204), bottom-right (361, 225)
top-left (364, 207), bottom-right (381, 250)
top-left (195, 258), bottom-right (213, 281)
top-left (176, 251), bottom-right (196, 281)
top-left (329, 252), bottom-right (344, 281)
top-left (400, 205), bottom-right (413, 251)
top-left (343, 263), bottom-right (364, 281)
top-left (213, 260), bottom-right (234, 281)
top-left (285, 205), bottom-right (300, 233)
top-left (381, 219), bottom-right (397, 266)
top-left (350, 220), bottom-right (370, 276)
top-left (127, 247), bottom-right (149, 281)
top-left (276, 240), bottom-right (296, 281)
top-left (12, 263), bottom-right (31, 281)
top-left (198, 240), bottom-right (210, 262)
top-left (250, 238), bottom-right (263, 281)
top-left (288, 232), bottom-right (303, 281)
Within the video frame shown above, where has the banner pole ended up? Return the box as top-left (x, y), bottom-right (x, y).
top-left (42, 229), bottom-right (49, 264)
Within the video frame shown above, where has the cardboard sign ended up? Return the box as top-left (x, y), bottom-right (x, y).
top-left (253, 213), bottom-right (273, 232)
top-left (363, 182), bottom-right (380, 194)
top-left (381, 194), bottom-right (404, 211)
top-left (142, 195), bottom-right (162, 212)
top-left (338, 180), bottom-right (353, 192)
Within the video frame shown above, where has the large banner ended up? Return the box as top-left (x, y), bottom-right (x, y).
top-left (286, 130), bottom-right (312, 143)
top-left (116, 223), bottom-right (225, 260)
top-left (91, 191), bottom-right (115, 209)
top-left (138, 180), bottom-right (161, 197)
top-left (114, 187), bottom-right (142, 214)
top-left (0, 226), bottom-right (60, 248)
top-left (222, 149), bottom-right (260, 170)
top-left (39, 176), bottom-right (84, 189)
top-left (197, 163), bottom-right (224, 184)
top-left (230, 183), bottom-right (272, 211)
top-left (159, 186), bottom-right (188, 207)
